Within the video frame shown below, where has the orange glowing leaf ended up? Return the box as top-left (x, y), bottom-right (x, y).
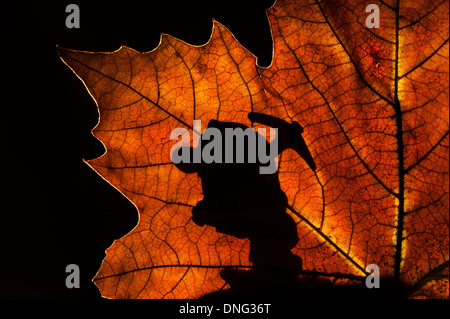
top-left (59, 0), bottom-right (449, 299)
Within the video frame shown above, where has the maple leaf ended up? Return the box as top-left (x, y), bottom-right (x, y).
top-left (58, 0), bottom-right (449, 299)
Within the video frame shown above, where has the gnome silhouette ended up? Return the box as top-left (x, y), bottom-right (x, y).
top-left (172, 112), bottom-right (316, 292)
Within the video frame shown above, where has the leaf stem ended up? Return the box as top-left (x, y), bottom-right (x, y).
top-left (393, 0), bottom-right (406, 281)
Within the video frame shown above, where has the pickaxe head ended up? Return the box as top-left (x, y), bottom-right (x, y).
top-left (248, 112), bottom-right (316, 171)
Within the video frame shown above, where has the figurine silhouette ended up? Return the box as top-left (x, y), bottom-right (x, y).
top-left (173, 112), bottom-right (317, 296)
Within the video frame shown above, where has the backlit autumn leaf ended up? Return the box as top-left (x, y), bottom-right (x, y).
top-left (59, 0), bottom-right (449, 299)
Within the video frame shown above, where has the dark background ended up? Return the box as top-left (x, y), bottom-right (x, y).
top-left (0, 0), bottom-right (275, 298)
